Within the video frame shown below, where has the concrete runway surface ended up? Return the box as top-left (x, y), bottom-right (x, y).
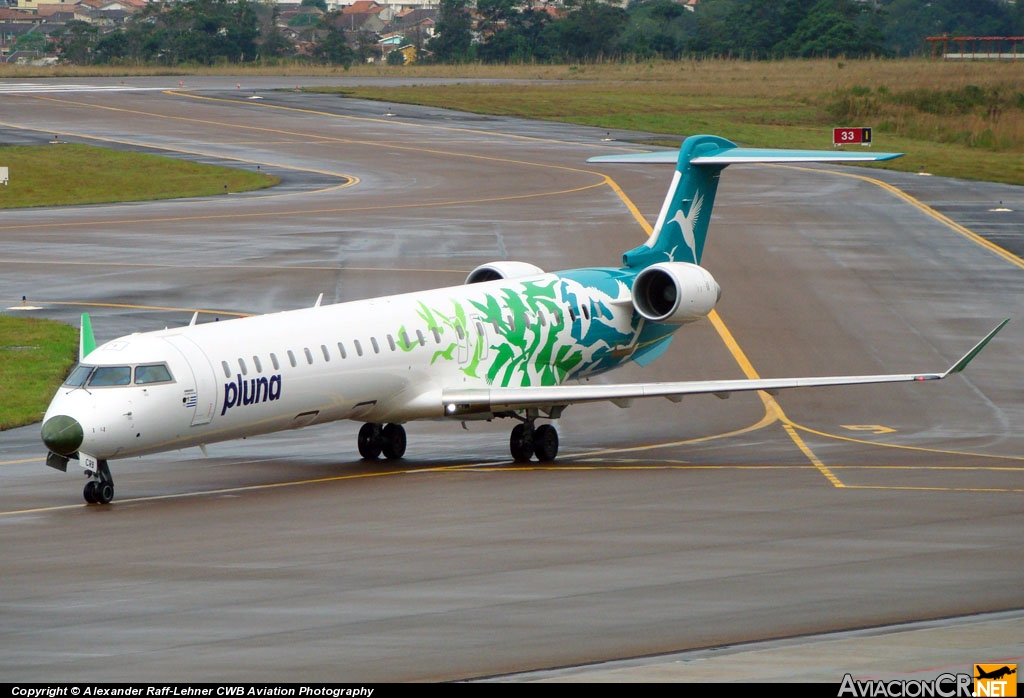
top-left (1, 77), bottom-right (1022, 682)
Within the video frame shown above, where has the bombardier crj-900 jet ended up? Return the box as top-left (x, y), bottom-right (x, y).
top-left (41, 135), bottom-right (1007, 504)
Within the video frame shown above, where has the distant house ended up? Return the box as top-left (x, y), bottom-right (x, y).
top-left (36, 3), bottom-right (92, 21)
top-left (529, 4), bottom-right (564, 20)
top-left (355, 0), bottom-right (440, 8)
top-left (378, 31), bottom-right (403, 47)
top-left (0, 8), bottom-right (53, 59)
top-left (0, 20), bottom-right (42, 57)
top-left (12, 0), bottom-right (61, 12)
top-left (0, 6), bottom-right (39, 21)
top-left (279, 4), bottom-right (322, 23)
top-left (388, 7), bottom-right (436, 37)
top-left (342, 0), bottom-right (392, 22)
top-left (82, 0), bottom-right (145, 12)
top-left (330, 3), bottom-right (387, 33)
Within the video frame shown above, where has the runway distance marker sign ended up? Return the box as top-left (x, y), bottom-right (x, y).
top-left (834, 127), bottom-right (873, 146)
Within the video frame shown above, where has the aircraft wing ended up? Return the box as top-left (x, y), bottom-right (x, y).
top-left (441, 320), bottom-right (1007, 415)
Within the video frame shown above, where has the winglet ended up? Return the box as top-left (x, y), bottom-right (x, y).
top-left (943, 319), bottom-right (1009, 376)
top-left (79, 313), bottom-right (96, 361)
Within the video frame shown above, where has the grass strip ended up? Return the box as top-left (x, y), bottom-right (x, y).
top-left (307, 59), bottom-right (1024, 185)
top-left (0, 315), bottom-right (78, 430)
top-left (0, 143), bottom-right (279, 208)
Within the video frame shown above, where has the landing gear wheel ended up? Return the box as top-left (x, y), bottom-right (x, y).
top-left (533, 424), bottom-right (559, 462)
top-left (95, 481), bottom-right (114, 504)
top-left (358, 423), bottom-right (383, 460)
top-left (381, 423), bottom-right (407, 461)
top-left (82, 459), bottom-right (115, 504)
top-left (510, 423), bottom-right (534, 462)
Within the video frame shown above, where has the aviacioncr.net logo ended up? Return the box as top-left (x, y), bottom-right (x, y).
top-left (974, 664), bottom-right (1017, 698)
top-left (838, 673), bottom-right (974, 698)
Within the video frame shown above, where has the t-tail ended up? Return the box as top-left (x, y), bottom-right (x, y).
top-left (588, 135), bottom-right (904, 269)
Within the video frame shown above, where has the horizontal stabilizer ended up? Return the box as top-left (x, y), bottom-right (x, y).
top-left (442, 321), bottom-right (1007, 415)
top-left (588, 147), bottom-right (902, 165)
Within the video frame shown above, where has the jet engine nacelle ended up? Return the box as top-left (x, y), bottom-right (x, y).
top-left (465, 261), bottom-right (545, 285)
top-left (631, 262), bottom-right (721, 324)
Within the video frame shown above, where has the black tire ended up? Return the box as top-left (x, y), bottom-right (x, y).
top-left (95, 481), bottom-right (114, 505)
top-left (83, 480), bottom-right (98, 504)
top-left (381, 423), bottom-right (407, 460)
top-left (358, 423), bottom-right (383, 460)
top-left (510, 423), bottom-right (534, 462)
top-left (533, 424), bottom-right (559, 462)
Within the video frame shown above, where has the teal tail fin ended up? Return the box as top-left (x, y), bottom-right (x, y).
top-left (588, 135), bottom-right (903, 269)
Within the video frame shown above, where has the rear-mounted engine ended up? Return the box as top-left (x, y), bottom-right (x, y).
top-left (632, 262), bottom-right (721, 324)
top-left (465, 261), bottom-right (545, 284)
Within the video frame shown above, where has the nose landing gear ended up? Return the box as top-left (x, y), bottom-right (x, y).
top-left (83, 459), bottom-right (114, 505)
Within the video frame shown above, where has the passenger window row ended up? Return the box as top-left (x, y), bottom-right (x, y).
top-left (216, 304), bottom-right (585, 380)
top-left (219, 325), bottom-right (445, 379)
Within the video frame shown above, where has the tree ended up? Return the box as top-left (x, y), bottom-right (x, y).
top-left (403, 22), bottom-right (430, 62)
top-left (429, 0), bottom-right (474, 62)
top-left (685, 0), bottom-right (814, 57)
top-left (477, 6), bottom-right (552, 63)
top-left (12, 29), bottom-right (48, 55)
top-left (880, 0), bottom-right (1013, 56)
top-left (476, 0), bottom-right (519, 38)
top-left (777, 0), bottom-right (886, 58)
top-left (119, 0), bottom-right (261, 64)
top-left (541, 0), bottom-right (627, 61)
top-left (617, 0), bottom-right (695, 58)
top-left (353, 29), bottom-right (379, 64)
top-left (257, 3), bottom-right (295, 59)
top-left (54, 20), bottom-right (99, 64)
top-left (313, 13), bottom-right (356, 66)
top-left (92, 30), bottom-right (130, 63)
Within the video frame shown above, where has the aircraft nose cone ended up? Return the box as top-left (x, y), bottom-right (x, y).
top-left (41, 415), bottom-right (83, 456)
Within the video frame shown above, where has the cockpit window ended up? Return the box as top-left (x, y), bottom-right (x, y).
top-left (135, 363), bottom-right (173, 384)
top-left (88, 366), bottom-right (132, 387)
top-left (64, 364), bottom-right (94, 387)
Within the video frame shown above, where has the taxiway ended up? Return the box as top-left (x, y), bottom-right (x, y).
top-left (1, 77), bottom-right (1022, 681)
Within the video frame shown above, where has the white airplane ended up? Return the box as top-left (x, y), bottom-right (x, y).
top-left (40, 134), bottom-right (1007, 504)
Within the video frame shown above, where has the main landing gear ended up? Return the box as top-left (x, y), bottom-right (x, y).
top-left (82, 459), bottom-right (114, 505)
top-left (357, 419), bottom-right (560, 464)
top-left (509, 420), bottom-right (559, 463)
top-left (358, 422), bottom-right (407, 460)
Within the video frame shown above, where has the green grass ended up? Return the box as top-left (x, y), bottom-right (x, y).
top-left (0, 144), bottom-right (280, 208)
top-left (0, 315), bottom-right (78, 430)
top-left (309, 59), bottom-right (1024, 185)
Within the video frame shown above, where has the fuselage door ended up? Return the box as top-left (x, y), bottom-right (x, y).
top-left (162, 334), bottom-right (218, 426)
